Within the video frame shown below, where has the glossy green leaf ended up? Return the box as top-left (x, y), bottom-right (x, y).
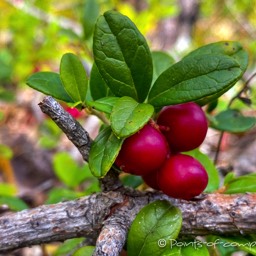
top-left (184, 149), bottom-right (219, 192)
top-left (0, 196), bottom-right (28, 211)
top-left (53, 152), bottom-right (92, 188)
top-left (26, 72), bottom-right (73, 102)
top-left (60, 53), bottom-right (88, 103)
top-left (89, 63), bottom-right (114, 100)
top-left (82, 0), bottom-right (99, 39)
top-left (73, 246), bottom-right (95, 256)
top-left (210, 109), bottom-right (256, 133)
top-left (53, 238), bottom-right (85, 256)
top-left (110, 96), bottom-right (154, 138)
top-left (224, 173), bottom-right (256, 194)
top-left (127, 200), bottom-right (182, 256)
top-left (152, 51), bottom-right (175, 83)
top-left (148, 54), bottom-right (243, 107)
top-left (183, 41), bottom-right (248, 73)
top-left (89, 126), bottom-right (124, 178)
top-left (86, 97), bottom-right (119, 114)
top-left (93, 10), bottom-right (153, 102)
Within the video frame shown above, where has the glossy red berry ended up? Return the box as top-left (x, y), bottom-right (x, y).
top-left (158, 154), bottom-right (208, 200)
top-left (115, 123), bottom-right (169, 176)
top-left (157, 102), bottom-right (208, 152)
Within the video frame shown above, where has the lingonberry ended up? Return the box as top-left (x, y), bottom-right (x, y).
top-left (115, 123), bottom-right (169, 176)
top-left (157, 102), bottom-right (208, 152)
top-left (158, 154), bottom-right (208, 200)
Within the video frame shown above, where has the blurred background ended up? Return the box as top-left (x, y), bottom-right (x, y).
top-left (1, 0), bottom-right (256, 255)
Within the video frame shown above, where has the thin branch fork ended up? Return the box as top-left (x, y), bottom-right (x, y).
top-left (1, 96), bottom-right (256, 255)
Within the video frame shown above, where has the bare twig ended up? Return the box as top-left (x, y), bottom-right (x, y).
top-left (38, 96), bottom-right (92, 162)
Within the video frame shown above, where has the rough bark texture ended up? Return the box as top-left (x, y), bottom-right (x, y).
top-left (1, 192), bottom-right (256, 253)
top-left (38, 97), bottom-right (92, 162)
top-left (1, 96), bottom-right (255, 255)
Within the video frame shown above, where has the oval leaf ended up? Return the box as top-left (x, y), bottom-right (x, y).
top-left (93, 10), bottom-right (153, 102)
top-left (224, 173), bottom-right (256, 194)
top-left (110, 96), bottom-right (154, 138)
top-left (148, 54), bottom-right (243, 107)
top-left (183, 41), bottom-right (248, 73)
top-left (89, 63), bottom-right (114, 100)
top-left (89, 126), bottom-right (124, 178)
top-left (127, 200), bottom-right (182, 256)
top-left (26, 72), bottom-right (73, 103)
top-left (210, 109), bottom-right (256, 133)
top-left (60, 53), bottom-right (88, 103)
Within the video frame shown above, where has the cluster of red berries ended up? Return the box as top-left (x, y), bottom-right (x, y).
top-left (115, 102), bottom-right (209, 200)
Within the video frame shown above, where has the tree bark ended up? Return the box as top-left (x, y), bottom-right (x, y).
top-left (0, 191), bottom-right (256, 253)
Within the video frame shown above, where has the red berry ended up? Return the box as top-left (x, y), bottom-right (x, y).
top-left (158, 154), bottom-right (208, 200)
top-left (115, 123), bottom-right (169, 176)
top-left (65, 107), bottom-right (82, 119)
top-left (157, 102), bottom-right (208, 152)
top-left (142, 170), bottom-right (160, 190)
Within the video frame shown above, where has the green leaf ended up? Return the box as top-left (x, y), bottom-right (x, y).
top-left (217, 236), bottom-right (256, 256)
top-left (0, 196), bottom-right (28, 211)
top-left (148, 54), bottom-right (243, 107)
top-left (60, 53), bottom-right (88, 103)
top-left (86, 97), bottom-right (119, 114)
top-left (46, 187), bottom-right (82, 204)
top-left (183, 41), bottom-right (248, 73)
top-left (110, 96), bottom-right (154, 138)
top-left (89, 63), bottom-right (114, 100)
top-left (26, 72), bottom-right (73, 103)
top-left (93, 10), bottom-right (153, 102)
top-left (210, 109), bottom-right (256, 133)
top-left (54, 238), bottom-right (85, 256)
top-left (184, 149), bottom-right (219, 193)
top-left (224, 173), bottom-right (256, 194)
top-left (89, 126), bottom-right (124, 178)
top-left (127, 200), bottom-right (182, 256)
top-left (82, 0), bottom-right (99, 39)
top-left (73, 246), bottom-right (95, 256)
top-left (53, 152), bottom-right (92, 188)
top-left (152, 51), bottom-right (175, 83)
top-left (162, 239), bottom-right (209, 256)
top-left (121, 174), bottom-right (143, 188)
